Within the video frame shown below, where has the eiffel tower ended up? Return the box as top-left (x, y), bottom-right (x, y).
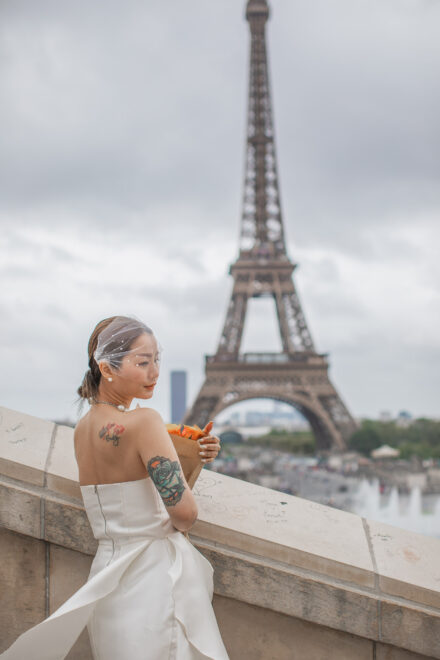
top-left (183, 0), bottom-right (359, 451)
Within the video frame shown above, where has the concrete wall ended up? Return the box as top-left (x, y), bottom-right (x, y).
top-left (0, 528), bottom-right (91, 659)
top-left (1, 406), bottom-right (440, 659)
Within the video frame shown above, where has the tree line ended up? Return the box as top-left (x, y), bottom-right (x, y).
top-left (246, 418), bottom-right (440, 459)
top-left (348, 418), bottom-right (440, 459)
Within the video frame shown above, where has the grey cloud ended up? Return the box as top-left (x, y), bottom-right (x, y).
top-left (2, 0), bottom-right (438, 257)
top-left (0, 0), bottom-right (439, 421)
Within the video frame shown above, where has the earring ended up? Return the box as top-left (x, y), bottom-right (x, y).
top-left (108, 377), bottom-right (113, 382)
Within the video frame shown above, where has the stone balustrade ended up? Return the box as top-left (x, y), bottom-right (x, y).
top-left (1, 405), bottom-right (439, 659)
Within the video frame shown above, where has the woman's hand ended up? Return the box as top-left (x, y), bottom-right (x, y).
top-left (197, 421), bottom-right (221, 464)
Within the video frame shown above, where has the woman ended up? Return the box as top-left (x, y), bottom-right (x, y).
top-left (1, 315), bottom-right (230, 660)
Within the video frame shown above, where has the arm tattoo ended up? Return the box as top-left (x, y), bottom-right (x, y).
top-left (147, 455), bottom-right (185, 506)
top-left (99, 423), bottom-right (125, 447)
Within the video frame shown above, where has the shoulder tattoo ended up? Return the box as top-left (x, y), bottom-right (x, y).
top-left (147, 455), bottom-right (185, 506)
top-left (98, 423), bottom-right (125, 447)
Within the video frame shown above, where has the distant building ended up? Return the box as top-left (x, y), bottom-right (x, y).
top-left (170, 370), bottom-right (187, 424)
top-left (371, 444), bottom-right (400, 459)
top-left (236, 425), bottom-right (272, 439)
top-left (379, 410), bottom-right (393, 422)
top-left (243, 406), bottom-right (307, 431)
top-left (245, 410), bottom-right (271, 426)
top-left (219, 430), bottom-right (243, 444)
top-left (396, 410), bottom-right (412, 428)
top-left (230, 411), bottom-right (241, 425)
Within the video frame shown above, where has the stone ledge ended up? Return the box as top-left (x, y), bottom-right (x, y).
top-left (194, 537), bottom-right (440, 659)
top-left (1, 405), bottom-right (440, 658)
top-left (0, 407), bottom-right (56, 488)
top-left (1, 474), bottom-right (439, 657)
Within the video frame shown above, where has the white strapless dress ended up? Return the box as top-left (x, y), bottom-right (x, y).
top-left (1, 477), bottom-right (230, 660)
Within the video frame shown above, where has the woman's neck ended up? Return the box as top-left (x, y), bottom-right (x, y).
top-left (95, 384), bottom-right (132, 410)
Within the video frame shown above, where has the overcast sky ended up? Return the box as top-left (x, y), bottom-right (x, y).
top-left (1, 0), bottom-right (439, 426)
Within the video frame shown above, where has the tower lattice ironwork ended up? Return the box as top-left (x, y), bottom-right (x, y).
top-left (183, 0), bottom-right (358, 450)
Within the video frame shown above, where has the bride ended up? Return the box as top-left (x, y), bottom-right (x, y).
top-left (1, 315), bottom-right (230, 660)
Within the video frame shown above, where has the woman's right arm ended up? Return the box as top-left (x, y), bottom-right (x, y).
top-left (133, 408), bottom-right (198, 532)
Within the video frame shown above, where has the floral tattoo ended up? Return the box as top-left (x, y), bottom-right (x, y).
top-left (147, 456), bottom-right (185, 506)
top-left (99, 423), bottom-right (125, 447)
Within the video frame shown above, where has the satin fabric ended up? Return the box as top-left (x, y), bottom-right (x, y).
top-left (1, 477), bottom-right (230, 660)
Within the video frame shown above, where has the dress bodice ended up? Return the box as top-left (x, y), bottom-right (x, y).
top-left (80, 476), bottom-right (175, 542)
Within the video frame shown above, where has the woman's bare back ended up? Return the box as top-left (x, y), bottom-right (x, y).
top-left (74, 407), bottom-right (150, 486)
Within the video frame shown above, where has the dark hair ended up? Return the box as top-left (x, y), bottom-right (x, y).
top-left (77, 316), bottom-right (153, 402)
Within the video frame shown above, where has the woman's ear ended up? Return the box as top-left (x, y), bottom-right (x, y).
top-left (98, 361), bottom-right (115, 381)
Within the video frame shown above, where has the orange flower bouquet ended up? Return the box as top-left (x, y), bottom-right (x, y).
top-left (165, 421), bottom-right (213, 489)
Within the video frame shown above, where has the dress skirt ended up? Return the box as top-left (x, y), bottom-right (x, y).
top-left (0, 477), bottom-right (230, 660)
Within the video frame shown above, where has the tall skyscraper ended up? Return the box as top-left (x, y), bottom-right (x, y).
top-left (170, 370), bottom-right (187, 424)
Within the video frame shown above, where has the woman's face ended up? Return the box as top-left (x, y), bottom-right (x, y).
top-left (114, 332), bottom-right (161, 399)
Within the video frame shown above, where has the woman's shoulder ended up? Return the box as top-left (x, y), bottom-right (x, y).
top-left (73, 412), bottom-right (88, 437)
top-left (125, 406), bottom-right (164, 431)
top-left (125, 407), bottom-right (171, 449)
top-left (128, 406), bottom-right (161, 420)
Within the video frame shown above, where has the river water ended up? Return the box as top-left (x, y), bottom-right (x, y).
top-left (348, 477), bottom-right (440, 539)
